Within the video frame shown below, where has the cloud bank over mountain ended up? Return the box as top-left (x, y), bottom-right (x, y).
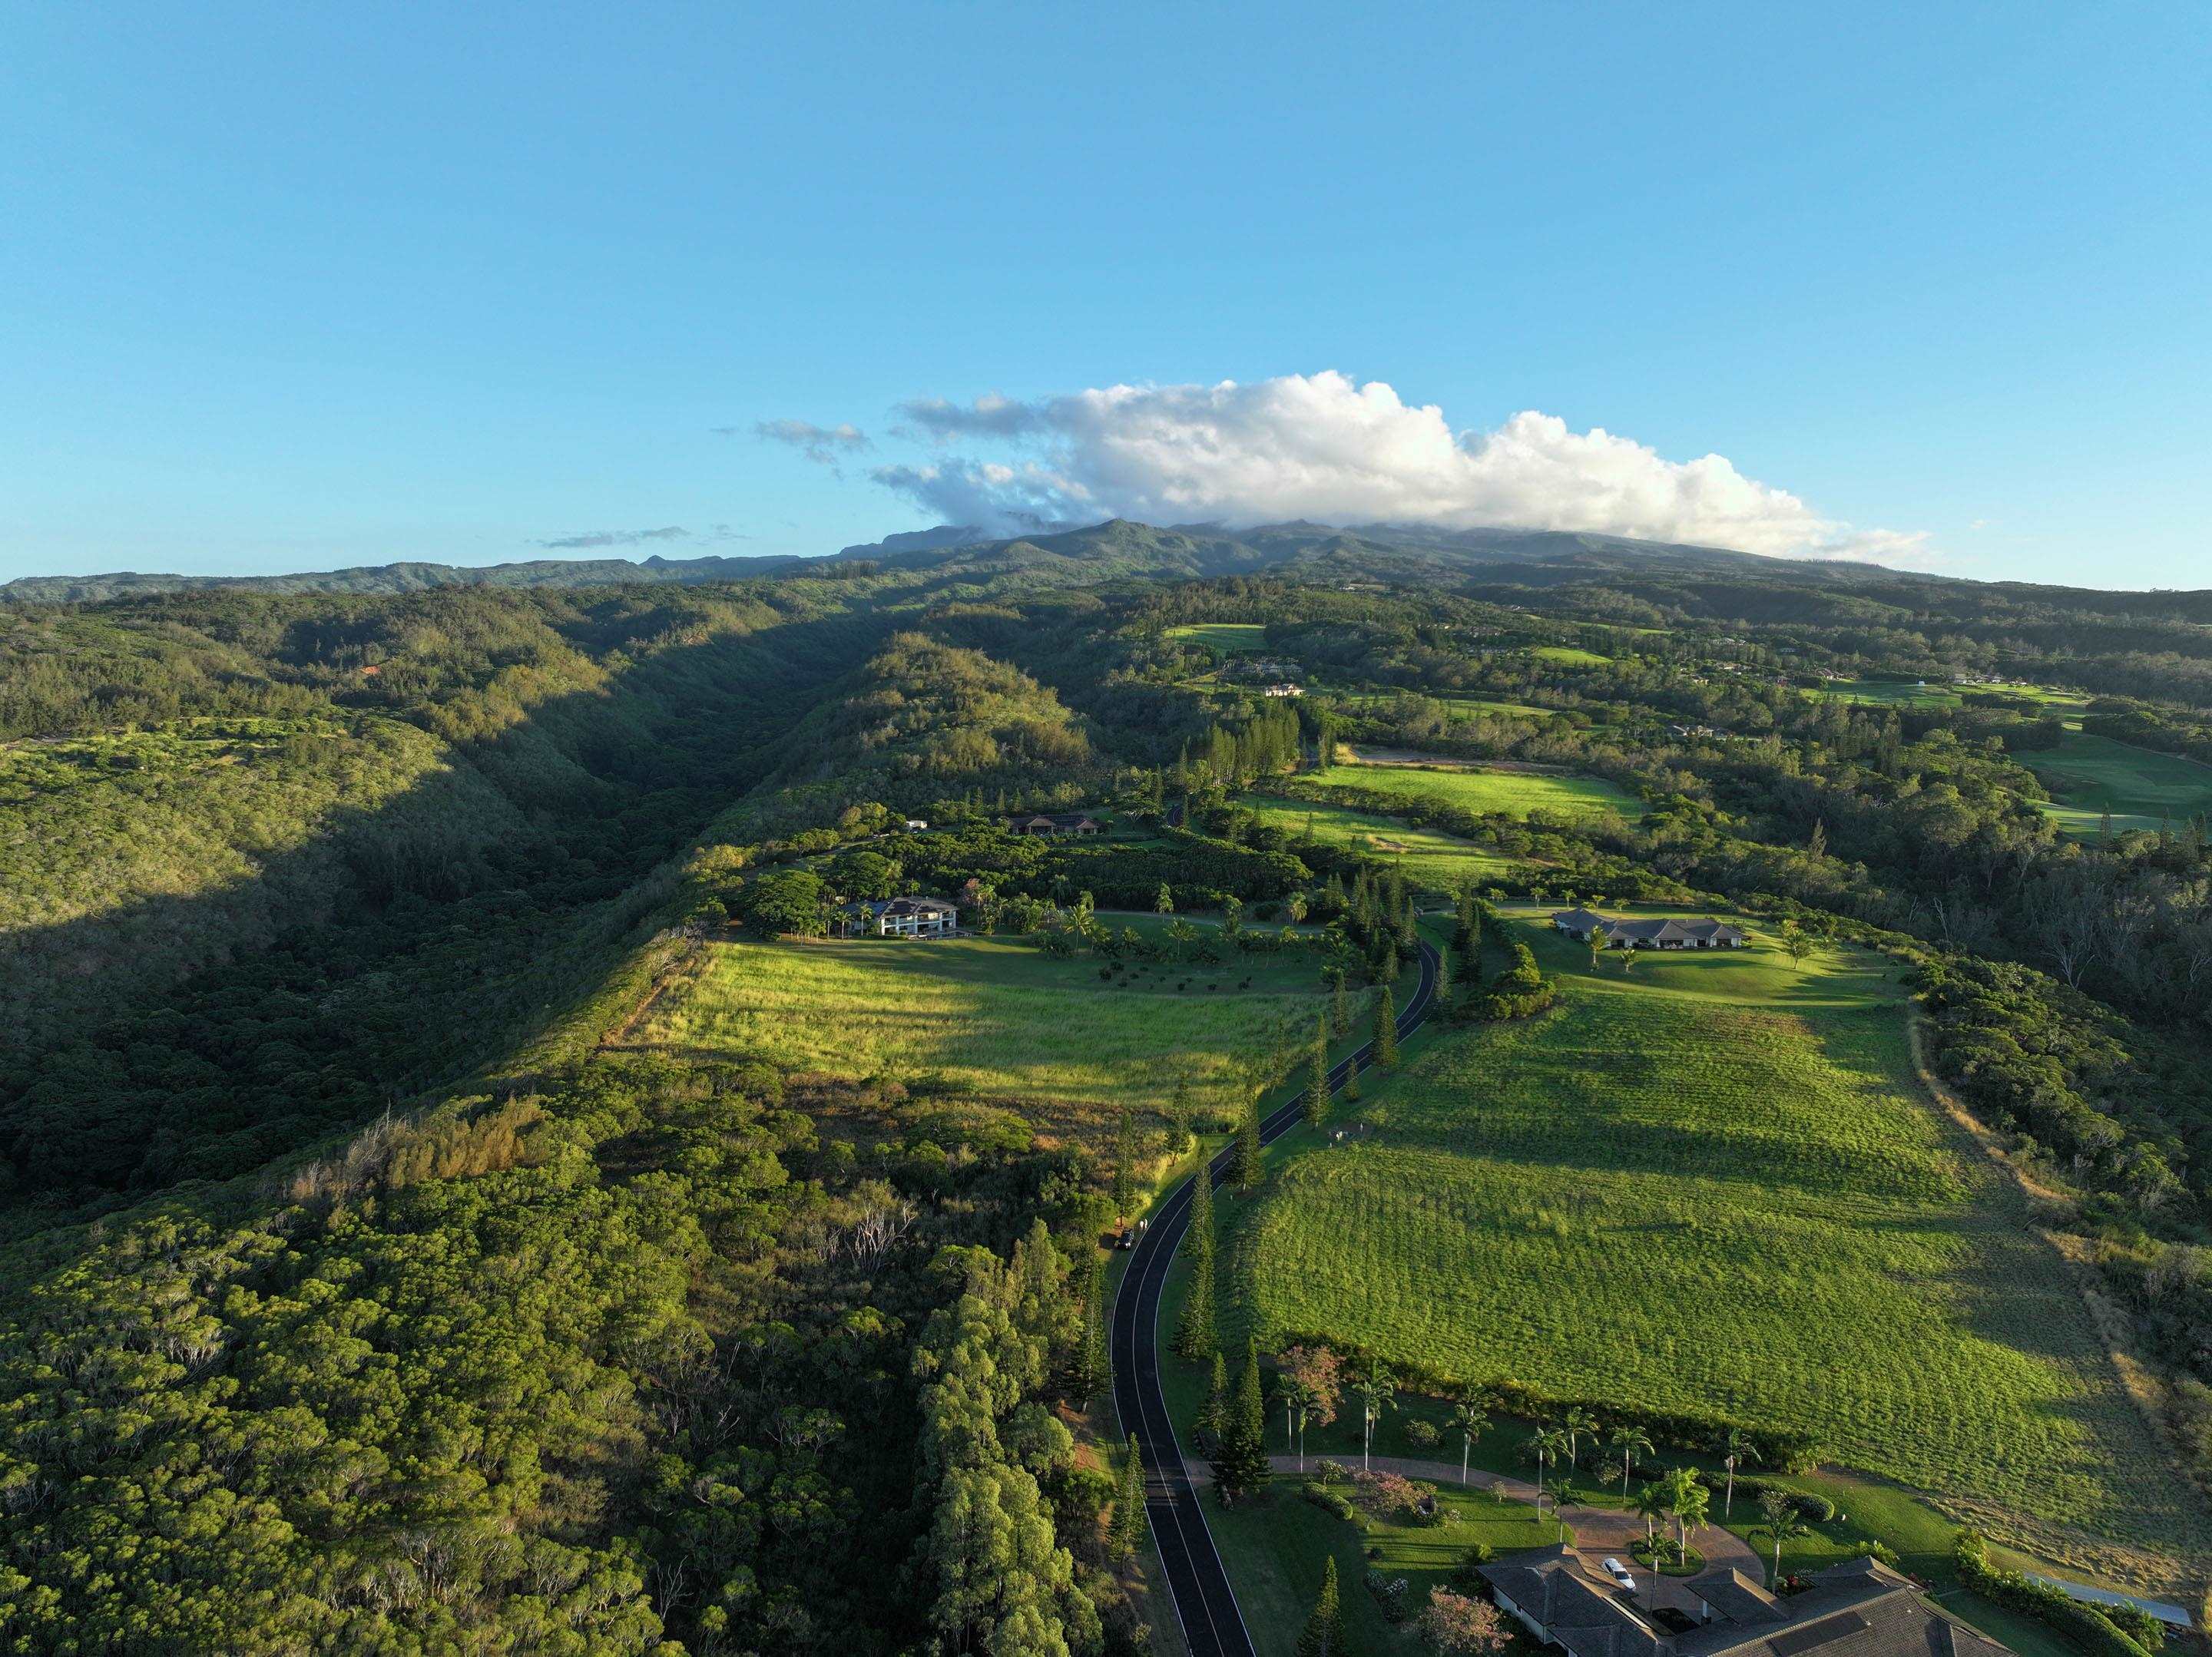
top-left (841, 372), bottom-right (1928, 564)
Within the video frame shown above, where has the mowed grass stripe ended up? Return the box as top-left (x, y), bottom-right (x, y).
top-left (1243, 920), bottom-right (2210, 1571)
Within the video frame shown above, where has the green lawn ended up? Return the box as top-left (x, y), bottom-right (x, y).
top-left (1230, 914), bottom-right (2211, 1587)
top-left (1198, 1472), bottom-right (1558, 1655)
top-left (1242, 795), bottom-right (1518, 895)
top-left (1339, 691), bottom-right (1556, 722)
top-left (1532, 645), bottom-right (1611, 666)
top-left (1310, 759), bottom-right (1641, 822)
top-left (1166, 622), bottom-right (1271, 653)
top-left (634, 916), bottom-right (1360, 1129)
top-left (2018, 731), bottom-right (2212, 837)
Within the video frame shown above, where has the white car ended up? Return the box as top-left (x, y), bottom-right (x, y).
top-left (1601, 1557), bottom-right (1637, 1593)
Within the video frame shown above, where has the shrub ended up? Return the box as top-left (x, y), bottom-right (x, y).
top-left (1450, 1543), bottom-right (1497, 1589)
top-left (1302, 1483), bottom-right (1358, 1521)
top-left (1313, 1459), bottom-right (1350, 1487)
top-left (1792, 1491), bottom-right (1836, 1523)
top-left (2106, 1609), bottom-right (2166, 1653)
top-left (1953, 1533), bottom-right (2150, 1657)
top-left (1365, 1572), bottom-right (1414, 1622)
top-left (1404, 1419), bottom-right (1441, 1450)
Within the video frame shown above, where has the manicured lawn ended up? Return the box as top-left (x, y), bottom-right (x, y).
top-left (1532, 645), bottom-right (1611, 665)
top-left (1231, 915), bottom-right (2212, 1586)
top-left (1306, 759), bottom-right (1641, 822)
top-left (1166, 622), bottom-right (1271, 653)
top-left (1242, 795), bottom-right (1518, 894)
top-left (1201, 1473), bottom-right (1558, 1655)
top-left (634, 916), bottom-right (1360, 1126)
top-left (2018, 731), bottom-right (2212, 837)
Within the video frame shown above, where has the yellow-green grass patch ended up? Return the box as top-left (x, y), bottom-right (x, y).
top-left (633, 918), bottom-right (1361, 1127)
top-left (1165, 622), bottom-right (1271, 653)
top-left (1237, 918), bottom-right (2211, 1580)
top-left (1532, 644), bottom-right (1611, 665)
top-left (1308, 759), bottom-right (1640, 822)
top-left (1243, 795), bottom-right (1518, 894)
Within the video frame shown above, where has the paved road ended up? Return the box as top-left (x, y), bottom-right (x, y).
top-left (1112, 939), bottom-right (1441, 1657)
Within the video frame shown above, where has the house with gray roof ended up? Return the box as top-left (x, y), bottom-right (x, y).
top-left (1479, 1550), bottom-right (2011, 1657)
top-left (1552, 911), bottom-right (1748, 950)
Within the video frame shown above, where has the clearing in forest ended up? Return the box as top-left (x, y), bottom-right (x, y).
top-left (632, 914), bottom-right (1358, 1126)
top-left (1242, 795), bottom-right (1516, 893)
top-left (1164, 622), bottom-right (1270, 653)
top-left (1306, 757), bottom-right (1639, 821)
top-left (2018, 731), bottom-right (2212, 836)
top-left (1239, 914), bottom-right (2212, 1583)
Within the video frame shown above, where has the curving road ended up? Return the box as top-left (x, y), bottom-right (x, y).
top-left (1111, 938), bottom-right (1441, 1657)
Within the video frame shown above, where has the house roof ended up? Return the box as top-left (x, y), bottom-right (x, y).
top-left (1685, 1567), bottom-right (1787, 1624)
top-left (1556, 911), bottom-right (1746, 944)
top-left (1674, 1558), bottom-right (2010, 1657)
top-left (849, 896), bottom-right (957, 918)
top-left (1479, 1546), bottom-right (1662, 1657)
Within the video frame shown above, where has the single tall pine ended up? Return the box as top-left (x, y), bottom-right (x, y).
top-left (1071, 1246), bottom-right (1108, 1401)
top-left (1296, 1556), bottom-right (1344, 1657)
top-left (1233, 1090), bottom-right (1263, 1189)
top-left (1328, 967), bottom-right (1350, 1037)
top-left (1212, 1338), bottom-right (1270, 1502)
top-left (1174, 1169), bottom-right (1217, 1361)
top-left (1303, 1017), bottom-right (1330, 1129)
top-left (1111, 1434), bottom-right (1147, 1559)
top-left (1373, 982), bottom-right (1399, 1069)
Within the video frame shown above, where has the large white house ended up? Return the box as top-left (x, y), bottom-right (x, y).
top-left (840, 896), bottom-right (958, 938)
top-left (1552, 909), bottom-right (1747, 950)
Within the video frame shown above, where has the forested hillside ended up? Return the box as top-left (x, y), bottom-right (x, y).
top-left (5, 527), bottom-right (2212, 1645)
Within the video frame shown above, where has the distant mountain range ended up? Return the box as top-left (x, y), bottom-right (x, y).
top-left (5, 518), bottom-right (2204, 614)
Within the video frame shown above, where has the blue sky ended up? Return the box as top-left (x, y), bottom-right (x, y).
top-left (3, 3), bottom-right (2207, 587)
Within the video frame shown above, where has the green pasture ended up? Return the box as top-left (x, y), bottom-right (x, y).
top-left (634, 915), bottom-right (1359, 1129)
top-left (1310, 759), bottom-right (1640, 822)
top-left (1231, 914), bottom-right (2211, 1582)
top-left (2018, 731), bottom-right (2212, 837)
top-left (1339, 691), bottom-right (1556, 722)
top-left (1532, 645), bottom-right (1611, 666)
top-left (1242, 795), bottom-right (1518, 893)
top-left (1165, 623), bottom-right (1271, 653)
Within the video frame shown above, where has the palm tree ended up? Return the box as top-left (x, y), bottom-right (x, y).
top-left (1353, 1361), bottom-right (1396, 1470)
top-left (1757, 1489), bottom-right (1806, 1587)
top-left (1660, 1467), bottom-right (1710, 1565)
top-left (1633, 1483), bottom-right (1668, 1550)
top-left (1541, 1474), bottom-right (1575, 1540)
top-left (1717, 1428), bottom-right (1760, 1518)
top-left (1608, 1424), bottom-right (1654, 1503)
top-left (1561, 1407), bottom-right (1598, 1486)
top-left (1522, 1427), bottom-right (1568, 1508)
top-left (1448, 1391), bottom-right (1489, 1487)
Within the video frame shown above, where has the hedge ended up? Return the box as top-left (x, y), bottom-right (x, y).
top-left (1952, 1532), bottom-right (2151, 1657)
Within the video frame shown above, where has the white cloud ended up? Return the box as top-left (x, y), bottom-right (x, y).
top-left (746, 418), bottom-right (872, 466)
top-left (868, 372), bottom-right (1929, 565)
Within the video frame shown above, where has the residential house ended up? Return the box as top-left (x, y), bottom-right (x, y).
top-left (1551, 910), bottom-right (1747, 949)
top-left (1262, 683), bottom-right (1304, 697)
top-left (840, 896), bottom-right (958, 938)
top-left (1481, 1549), bottom-right (2012, 1657)
top-left (1003, 812), bottom-right (1104, 836)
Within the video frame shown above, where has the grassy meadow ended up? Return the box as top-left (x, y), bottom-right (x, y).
top-left (1532, 644), bottom-right (1611, 666)
top-left (1242, 795), bottom-right (1517, 894)
top-left (1165, 622), bottom-right (1271, 653)
top-left (1312, 757), bottom-right (1641, 822)
top-left (1232, 914), bottom-right (2211, 1583)
top-left (1339, 690), bottom-right (1556, 722)
top-left (2019, 731), bottom-right (2212, 835)
top-left (633, 915), bottom-right (1361, 1128)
